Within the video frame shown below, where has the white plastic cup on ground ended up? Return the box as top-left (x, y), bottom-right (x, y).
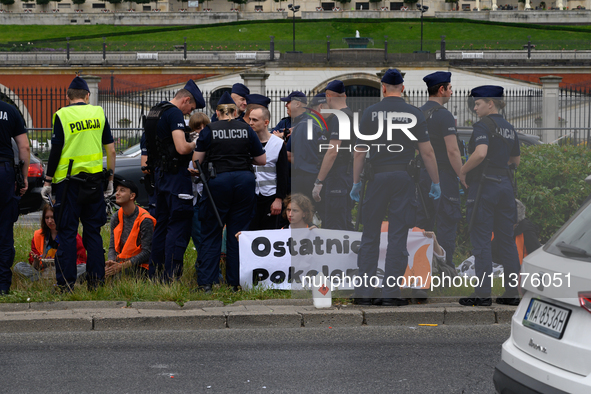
top-left (312, 272), bottom-right (332, 308)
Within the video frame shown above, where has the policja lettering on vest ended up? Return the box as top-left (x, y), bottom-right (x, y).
top-left (349, 68), bottom-right (440, 307)
top-left (194, 91), bottom-right (266, 293)
top-left (68, 118), bottom-right (101, 134)
top-left (458, 85), bottom-right (521, 307)
top-left (212, 128), bottom-right (248, 139)
top-left (41, 75), bottom-right (116, 292)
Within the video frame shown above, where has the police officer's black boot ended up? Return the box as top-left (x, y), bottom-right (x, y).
top-left (198, 284), bottom-right (213, 294)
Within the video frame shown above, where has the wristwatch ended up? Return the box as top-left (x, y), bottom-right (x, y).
top-left (314, 178), bottom-right (323, 186)
top-left (44, 177), bottom-right (52, 184)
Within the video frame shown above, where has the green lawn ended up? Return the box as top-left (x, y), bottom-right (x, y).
top-left (1, 222), bottom-right (501, 304)
top-left (2, 19), bottom-right (591, 53)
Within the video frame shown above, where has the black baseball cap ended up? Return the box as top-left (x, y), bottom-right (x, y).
top-left (114, 177), bottom-right (139, 198)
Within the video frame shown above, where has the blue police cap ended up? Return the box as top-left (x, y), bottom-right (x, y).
top-left (183, 80), bottom-right (206, 109)
top-left (381, 69), bottom-right (404, 85)
top-left (217, 91), bottom-right (235, 106)
top-left (280, 91), bottom-right (307, 104)
top-left (471, 85), bottom-right (504, 98)
top-left (68, 76), bottom-right (90, 92)
top-left (326, 80), bottom-right (345, 94)
top-left (246, 94), bottom-right (271, 108)
top-left (310, 93), bottom-right (327, 106)
top-left (231, 83), bottom-right (250, 98)
top-left (423, 71), bottom-right (452, 88)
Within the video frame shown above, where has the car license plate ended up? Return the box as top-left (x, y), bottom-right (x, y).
top-left (523, 298), bottom-right (571, 339)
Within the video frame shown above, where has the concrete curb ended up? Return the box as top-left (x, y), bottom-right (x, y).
top-left (0, 301), bottom-right (519, 332)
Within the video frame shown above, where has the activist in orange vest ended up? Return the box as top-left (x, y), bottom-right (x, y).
top-left (106, 178), bottom-right (156, 277)
top-left (492, 199), bottom-right (542, 265)
top-left (13, 203), bottom-right (86, 282)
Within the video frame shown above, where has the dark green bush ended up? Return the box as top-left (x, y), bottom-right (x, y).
top-left (453, 144), bottom-right (591, 263)
top-left (515, 144), bottom-right (591, 242)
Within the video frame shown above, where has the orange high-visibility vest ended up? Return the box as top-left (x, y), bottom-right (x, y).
top-left (114, 206), bottom-right (156, 270)
top-left (515, 233), bottom-right (526, 265)
top-left (33, 229), bottom-right (45, 257)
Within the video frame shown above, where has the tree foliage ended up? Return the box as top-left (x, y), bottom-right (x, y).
top-left (0, 0), bottom-right (16, 5)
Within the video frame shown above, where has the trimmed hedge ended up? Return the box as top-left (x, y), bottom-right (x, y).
top-left (453, 144), bottom-right (591, 262)
top-left (515, 144), bottom-right (591, 242)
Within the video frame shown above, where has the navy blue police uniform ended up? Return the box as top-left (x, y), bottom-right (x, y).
top-left (355, 69), bottom-right (430, 300)
top-left (416, 72), bottom-right (461, 269)
top-left (140, 133), bottom-right (157, 216)
top-left (210, 83), bottom-right (249, 123)
top-left (320, 81), bottom-right (353, 230)
top-left (147, 80), bottom-right (205, 282)
top-left (0, 101), bottom-right (27, 294)
top-left (272, 117), bottom-right (292, 138)
top-left (307, 93), bottom-right (329, 136)
top-left (462, 86), bottom-right (521, 301)
top-left (285, 92), bottom-right (325, 208)
top-left (196, 92), bottom-right (265, 289)
top-left (46, 77), bottom-right (114, 290)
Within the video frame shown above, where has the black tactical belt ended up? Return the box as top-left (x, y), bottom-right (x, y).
top-left (484, 167), bottom-right (511, 177)
top-left (0, 156), bottom-right (13, 162)
top-left (373, 164), bottom-right (408, 174)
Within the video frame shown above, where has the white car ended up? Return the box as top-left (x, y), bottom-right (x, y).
top-left (494, 175), bottom-right (591, 393)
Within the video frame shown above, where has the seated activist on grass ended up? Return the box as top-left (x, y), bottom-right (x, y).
top-left (105, 178), bottom-right (156, 278)
top-left (14, 203), bottom-right (87, 282)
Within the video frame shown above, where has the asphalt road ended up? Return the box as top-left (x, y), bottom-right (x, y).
top-left (16, 211), bottom-right (41, 226)
top-left (0, 325), bottom-right (509, 393)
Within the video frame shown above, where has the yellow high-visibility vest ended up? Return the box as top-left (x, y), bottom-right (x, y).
top-left (52, 105), bottom-right (105, 182)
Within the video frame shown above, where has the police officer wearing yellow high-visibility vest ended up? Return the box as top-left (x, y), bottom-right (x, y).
top-left (41, 76), bottom-right (116, 291)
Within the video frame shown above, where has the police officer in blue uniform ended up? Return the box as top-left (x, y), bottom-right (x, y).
top-left (246, 94), bottom-right (272, 109)
top-left (312, 80), bottom-right (354, 230)
top-left (416, 72), bottom-right (463, 271)
top-left (146, 80), bottom-right (205, 282)
top-left (210, 83), bottom-right (250, 123)
top-left (307, 93), bottom-right (329, 135)
top-left (195, 92), bottom-right (266, 292)
top-left (0, 100), bottom-right (30, 295)
top-left (271, 116), bottom-right (291, 141)
top-left (285, 91), bottom-right (325, 210)
top-left (459, 85), bottom-right (521, 306)
top-left (140, 133), bottom-right (157, 216)
top-left (350, 69), bottom-right (440, 306)
top-left (42, 76), bottom-right (116, 291)
top-left (243, 93), bottom-right (272, 124)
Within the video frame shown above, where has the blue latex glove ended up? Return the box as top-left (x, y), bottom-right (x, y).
top-left (429, 182), bottom-right (441, 200)
top-left (350, 182), bottom-right (363, 202)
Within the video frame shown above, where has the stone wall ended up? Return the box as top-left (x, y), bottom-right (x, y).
top-left (0, 11), bottom-right (286, 25)
top-left (436, 10), bottom-right (591, 23)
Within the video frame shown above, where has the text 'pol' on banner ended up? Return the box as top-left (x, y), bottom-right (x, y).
top-left (238, 228), bottom-right (433, 291)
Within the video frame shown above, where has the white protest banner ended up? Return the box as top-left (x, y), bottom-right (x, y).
top-left (239, 228), bottom-right (433, 291)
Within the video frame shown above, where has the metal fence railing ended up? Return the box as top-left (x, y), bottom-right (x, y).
top-left (3, 84), bottom-right (590, 158)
